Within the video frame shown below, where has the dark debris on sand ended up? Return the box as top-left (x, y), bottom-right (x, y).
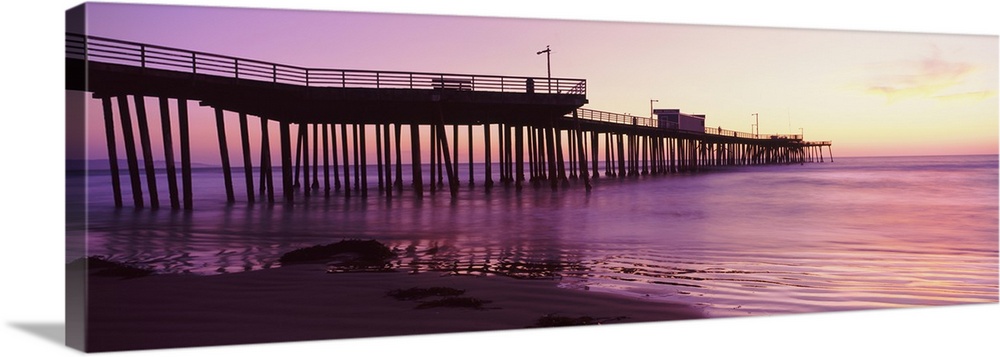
top-left (387, 287), bottom-right (466, 300)
top-left (66, 256), bottom-right (155, 279)
top-left (415, 297), bottom-right (493, 310)
top-left (387, 286), bottom-right (494, 310)
top-left (279, 239), bottom-right (397, 272)
top-left (529, 313), bottom-right (628, 327)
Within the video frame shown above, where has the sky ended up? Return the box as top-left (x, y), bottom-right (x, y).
top-left (72, 1), bottom-right (997, 163)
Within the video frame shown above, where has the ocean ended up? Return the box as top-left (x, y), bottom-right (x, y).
top-left (66, 154), bottom-right (999, 317)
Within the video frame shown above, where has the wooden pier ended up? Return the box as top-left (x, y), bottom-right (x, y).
top-left (66, 34), bottom-right (833, 209)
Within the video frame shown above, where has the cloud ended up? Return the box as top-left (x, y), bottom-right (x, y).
top-left (862, 47), bottom-right (989, 103)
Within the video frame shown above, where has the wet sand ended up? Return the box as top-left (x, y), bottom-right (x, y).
top-left (82, 264), bottom-right (702, 352)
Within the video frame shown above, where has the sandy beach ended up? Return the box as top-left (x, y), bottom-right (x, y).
top-left (79, 262), bottom-right (701, 352)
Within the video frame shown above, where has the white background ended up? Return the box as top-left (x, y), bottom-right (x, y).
top-left (1, 1), bottom-right (997, 356)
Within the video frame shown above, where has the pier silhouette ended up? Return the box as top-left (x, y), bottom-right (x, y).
top-left (66, 33), bottom-right (833, 209)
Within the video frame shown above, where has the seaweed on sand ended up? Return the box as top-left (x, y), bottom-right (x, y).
top-left (414, 297), bottom-right (493, 310)
top-left (529, 314), bottom-right (628, 327)
top-left (279, 239), bottom-right (396, 272)
top-left (387, 287), bottom-right (466, 301)
top-left (387, 286), bottom-right (495, 310)
top-left (66, 256), bottom-right (155, 279)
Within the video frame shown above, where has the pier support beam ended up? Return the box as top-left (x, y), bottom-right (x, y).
top-left (453, 124), bottom-right (460, 187)
top-left (301, 124), bottom-right (310, 195)
top-left (280, 122), bottom-right (294, 203)
top-left (591, 130), bottom-right (599, 179)
top-left (376, 124), bottom-right (384, 193)
top-left (498, 124), bottom-right (506, 184)
top-left (641, 135), bottom-right (649, 175)
top-left (259, 120), bottom-right (270, 195)
top-left (133, 95), bottom-right (159, 208)
top-left (435, 122), bottom-right (459, 196)
top-left (515, 125), bottom-right (525, 190)
top-left (484, 123), bottom-right (493, 188)
top-left (545, 125), bottom-right (558, 189)
top-left (468, 125), bottom-right (474, 187)
top-left (573, 111), bottom-right (591, 190)
top-left (568, 128), bottom-right (577, 179)
top-left (605, 133), bottom-right (613, 176)
top-left (410, 124), bottom-right (423, 196)
top-left (341, 124), bottom-right (351, 198)
top-left (157, 97), bottom-right (179, 209)
top-left (100, 97), bottom-right (123, 208)
top-left (430, 123), bottom-right (436, 193)
top-left (117, 95), bottom-right (144, 208)
top-left (311, 124), bottom-right (319, 190)
top-left (293, 124), bottom-right (303, 189)
top-left (238, 113), bottom-right (255, 203)
top-left (504, 124), bottom-right (513, 184)
top-left (214, 108), bottom-right (235, 203)
top-left (260, 118), bottom-right (274, 203)
top-left (352, 124), bottom-right (360, 193)
top-left (554, 125), bottom-right (567, 184)
top-left (617, 133), bottom-right (626, 178)
top-left (382, 123), bottom-right (392, 197)
top-left (436, 127), bottom-right (444, 189)
top-left (331, 124), bottom-right (340, 191)
top-left (359, 124), bottom-right (368, 197)
top-left (395, 123), bottom-right (403, 190)
top-left (322, 124), bottom-right (331, 197)
top-left (528, 127), bottom-right (537, 182)
top-left (178, 99), bottom-right (193, 209)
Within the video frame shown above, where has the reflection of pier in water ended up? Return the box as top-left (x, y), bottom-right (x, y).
top-left (67, 34), bottom-right (833, 209)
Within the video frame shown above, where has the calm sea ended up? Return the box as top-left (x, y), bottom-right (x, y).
top-left (67, 155), bottom-right (999, 317)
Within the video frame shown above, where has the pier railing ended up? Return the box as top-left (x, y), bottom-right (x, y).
top-left (574, 108), bottom-right (661, 128)
top-left (575, 108), bottom-right (804, 140)
top-left (66, 33), bottom-right (587, 95)
top-left (704, 126), bottom-right (802, 140)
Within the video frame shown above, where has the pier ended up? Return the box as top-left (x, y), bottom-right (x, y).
top-left (66, 34), bottom-right (833, 209)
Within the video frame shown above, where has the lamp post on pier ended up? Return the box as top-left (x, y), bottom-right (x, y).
top-left (649, 99), bottom-right (658, 121)
top-left (751, 113), bottom-right (759, 137)
top-left (537, 45), bottom-right (551, 93)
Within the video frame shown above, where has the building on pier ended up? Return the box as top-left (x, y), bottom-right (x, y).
top-left (653, 109), bottom-right (705, 133)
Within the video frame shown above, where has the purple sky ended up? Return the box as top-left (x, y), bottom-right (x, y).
top-left (75, 2), bottom-right (997, 164)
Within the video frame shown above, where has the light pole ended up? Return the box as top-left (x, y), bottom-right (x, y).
top-left (649, 99), bottom-right (658, 121)
top-left (799, 127), bottom-right (804, 139)
top-left (751, 113), bottom-right (759, 137)
top-left (536, 45), bottom-right (551, 93)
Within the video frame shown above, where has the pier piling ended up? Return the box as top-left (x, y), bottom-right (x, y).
top-left (311, 124), bottom-right (320, 190)
top-left (117, 95), bottom-right (144, 208)
top-left (341, 123), bottom-right (351, 198)
top-left (322, 124), bottom-right (330, 196)
top-left (133, 95), bottom-right (159, 208)
top-left (260, 118), bottom-right (274, 203)
top-left (360, 124), bottom-right (368, 197)
top-left (178, 99), bottom-right (193, 210)
top-left (214, 108), bottom-right (235, 203)
top-left (157, 97), bottom-right (179, 209)
top-left (410, 124), bottom-right (423, 196)
top-left (280, 122), bottom-right (293, 203)
top-left (484, 123), bottom-right (493, 188)
top-left (100, 97), bottom-right (123, 208)
top-left (238, 113), bottom-right (255, 203)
